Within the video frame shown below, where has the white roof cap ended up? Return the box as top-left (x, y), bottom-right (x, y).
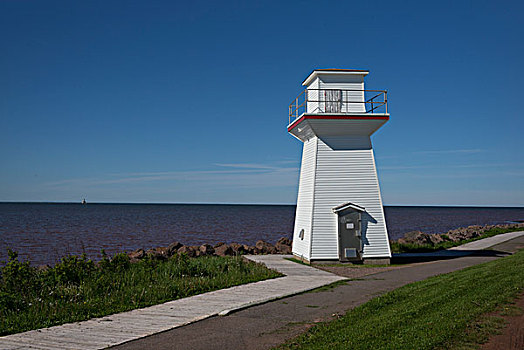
top-left (332, 202), bottom-right (365, 213)
top-left (302, 68), bottom-right (369, 86)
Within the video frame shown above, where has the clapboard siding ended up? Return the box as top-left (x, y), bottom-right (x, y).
top-left (306, 77), bottom-right (320, 114)
top-left (318, 76), bottom-right (365, 113)
top-left (292, 137), bottom-right (318, 260)
top-left (310, 137), bottom-right (391, 259)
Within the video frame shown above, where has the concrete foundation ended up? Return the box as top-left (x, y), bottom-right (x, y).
top-left (363, 258), bottom-right (391, 265)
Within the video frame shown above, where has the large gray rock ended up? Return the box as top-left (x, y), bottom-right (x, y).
top-left (199, 244), bottom-right (215, 256)
top-left (275, 237), bottom-right (292, 254)
top-left (428, 233), bottom-right (447, 245)
top-left (446, 225), bottom-right (483, 242)
top-left (177, 245), bottom-right (197, 258)
top-left (230, 243), bottom-right (246, 255)
top-left (255, 240), bottom-right (277, 254)
top-left (167, 241), bottom-right (183, 256)
top-left (214, 244), bottom-right (234, 257)
top-left (127, 248), bottom-right (145, 261)
top-left (397, 231), bottom-right (434, 246)
top-left (213, 242), bottom-right (226, 248)
top-left (243, 244), bottom-right (255, 254)
top-left (146, 247), bottom-right (169, 260)
top-left (190, 246), bottom-right (202, 257)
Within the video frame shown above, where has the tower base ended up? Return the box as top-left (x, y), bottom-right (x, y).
top-left (291, 134), bottom-right (391, 262)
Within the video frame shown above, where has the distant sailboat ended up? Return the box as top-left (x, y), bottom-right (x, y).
top-left (82, 199), bottom-right (86, 204)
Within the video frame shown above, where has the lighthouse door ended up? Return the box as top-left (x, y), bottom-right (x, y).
top-left (337, 209), bottom-right (362, 261)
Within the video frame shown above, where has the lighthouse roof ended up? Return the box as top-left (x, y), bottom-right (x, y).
top-left (332, 202), bottom-right (366, 213)
top-left (302, 68), bottom-right (369, 86)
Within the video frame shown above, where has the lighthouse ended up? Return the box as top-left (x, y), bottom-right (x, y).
top-left (288, 69), bottom-right (391, 264)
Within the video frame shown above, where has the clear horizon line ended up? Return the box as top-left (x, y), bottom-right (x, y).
top-left (0, 200), bottom-right (523, 209)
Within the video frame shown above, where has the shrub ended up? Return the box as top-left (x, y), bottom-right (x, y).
top-left (53, 254), bottom-right (96, 285)
top-left (0, 290), bottom-right (23, 312)
top-left (1, 249), bottom-right (38, 294)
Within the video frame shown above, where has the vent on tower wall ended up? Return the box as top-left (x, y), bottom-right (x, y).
top-left (344, 248), bottom-right (357, 258)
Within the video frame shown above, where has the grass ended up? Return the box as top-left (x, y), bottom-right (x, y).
top-left (318, 263), bottom-right (401, 268)
top-left (285, 258), bottom-right (400, 268)
top-left (0, 250), bottom-right (282, 336)
top-left (391, 226), bottom-right (524, 253)
top-left (277, 249), bottom-right (524, 350)
top-left (284, 257), bottom-right (310, 265)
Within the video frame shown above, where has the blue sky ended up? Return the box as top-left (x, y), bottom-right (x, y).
top-left (1, 0), bottom-right (523, 206)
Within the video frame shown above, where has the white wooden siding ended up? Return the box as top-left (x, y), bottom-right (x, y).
top-left (291, 137), bottom-right (318, 260)
top-left (318, 75), bottom-right (365, 113)
top-left (310, 137), bottom-right (391, 259)
top-left (306, 77), bottom-right (320, 113)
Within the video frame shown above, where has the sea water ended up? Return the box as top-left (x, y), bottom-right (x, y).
top-left (0, 203), bottom-right (522, 265)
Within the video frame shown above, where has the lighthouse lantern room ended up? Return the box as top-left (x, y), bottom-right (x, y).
top-left (288, 69), bottom-right (391, 264)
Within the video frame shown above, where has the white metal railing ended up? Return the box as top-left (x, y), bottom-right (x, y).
top-left (288, 89), bottom-right (388, 124)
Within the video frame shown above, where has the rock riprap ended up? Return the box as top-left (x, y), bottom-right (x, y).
top-left (125, 223), bottom-right (523, 262)
top-left (396, 223), bottom-right (524, 246)
top-left (127, 237), bottom-right (293, 261)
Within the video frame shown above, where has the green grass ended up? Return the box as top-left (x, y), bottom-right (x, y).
top-left (391, 226), bottom-right (524, 253)
top-left (277, 249), bottom-right (524, 350)
top-left (0, 250), bottom-right (282, 336)
top-left (284, 257), bottom-right (310, 265)
top-left (318, 263), bottom-right (401, 268)
top-left (285, 258), bottom-right (399, 268)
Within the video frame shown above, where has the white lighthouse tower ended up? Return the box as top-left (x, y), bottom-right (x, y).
top-left (288, 69), bottom-right (391, 264)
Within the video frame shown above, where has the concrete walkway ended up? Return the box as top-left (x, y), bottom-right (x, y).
top-left (0, 255), bottom-right (344, 350)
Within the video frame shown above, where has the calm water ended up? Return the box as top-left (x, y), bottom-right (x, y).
top-left (1, 203), bottom-right (523, 266)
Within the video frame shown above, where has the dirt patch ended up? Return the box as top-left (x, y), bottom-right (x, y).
top-left (480, 293), bottom-right (524, 350)
top-left (315, 265), bottom-right (407, 279)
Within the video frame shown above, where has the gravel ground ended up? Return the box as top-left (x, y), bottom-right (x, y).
top-left (315, 264), bottom-right (409, 279)
top-left (480, 293), bottom-right (524, 350)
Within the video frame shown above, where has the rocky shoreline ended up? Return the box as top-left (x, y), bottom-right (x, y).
top-left (394, 223), bottom-right (524, 246)
top-left (125, 223), bottom-right (524, 262)
top-left (127, 237), bottom-right (292, 262)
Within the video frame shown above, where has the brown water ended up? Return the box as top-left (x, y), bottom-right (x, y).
top-left (1, 203), bottom-right (522, 266)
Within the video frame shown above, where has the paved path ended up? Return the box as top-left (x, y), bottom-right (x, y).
top-left (0, 255), bottom-right (344, 350)
top-left (113, 232), bottom-right (524, 350)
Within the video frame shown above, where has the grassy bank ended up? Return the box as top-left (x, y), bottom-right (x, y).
top-left (0, 250), bottom-right (281, 336)
top-left (278, 249), bottom-right (524, 350)
top-left (391, 226), bottom-right (524, 253)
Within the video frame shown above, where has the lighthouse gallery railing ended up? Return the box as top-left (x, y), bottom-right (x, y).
top-left (288, 89), bottom-right (388, 124)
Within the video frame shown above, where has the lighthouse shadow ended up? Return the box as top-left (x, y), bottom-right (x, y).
top-left (361, 212), bottom-right (377, 247)
top-left (391, 249), bottom-right (510, 264)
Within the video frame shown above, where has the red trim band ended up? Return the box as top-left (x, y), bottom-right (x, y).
top-left (287, 115), bottom-right (389, 132)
